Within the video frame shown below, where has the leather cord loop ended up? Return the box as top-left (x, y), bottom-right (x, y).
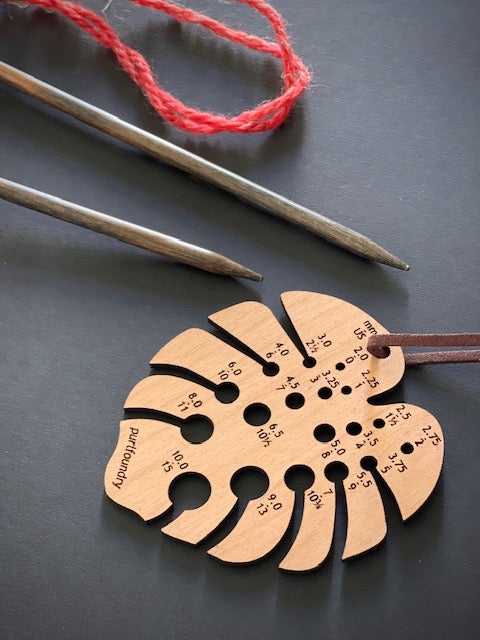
top-left (367, 333), bottom-right (480, 366)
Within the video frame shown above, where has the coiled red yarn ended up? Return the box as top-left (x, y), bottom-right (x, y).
top-left (6, 0), bottom-right (311, 134)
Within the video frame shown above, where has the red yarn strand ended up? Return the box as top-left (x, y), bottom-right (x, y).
top-left (5, 0), bottom-right (311, 134)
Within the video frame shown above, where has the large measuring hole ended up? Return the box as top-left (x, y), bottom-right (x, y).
top-left (231, 466), bottom-right (269, 501)
top-left (168, 472), bottom-right (211, 511)
top-left (243, 403), bottom-right (271, 426)
top-left (284, 465), bottom-right (315, 492)
top-left (214, 382), bottom-right (239, 404)
top-left (324, 461), bottom-right (349, 483)
top-left (360, 456), bottom-right (378, 471)
top-left (314, 423), bottom-right (336, 443)
top-left (285, 392), bottom-right (305, 409)
top-left (181, 416), bottom-right (214, 444)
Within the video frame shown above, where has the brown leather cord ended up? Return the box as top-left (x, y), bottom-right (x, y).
top-left (367, 333), bottom-right (480, 366)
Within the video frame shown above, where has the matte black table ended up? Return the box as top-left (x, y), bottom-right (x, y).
top-left (1, 2), bottom-right (479, 638)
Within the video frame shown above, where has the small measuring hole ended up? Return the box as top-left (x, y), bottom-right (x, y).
top-left (335, 362), bottom-right (345, 371)
top-left (314, 424), bottom-right (335, 443)
top-left (215, 382), bottom-right (239, 404)
top-left (324, 461), bottom-right (349, 482)
top-left (263, 362), bottom-right (280, 377)
top-left (285, 392), bottom-right (305, 409)
top-left (244, 403), bottom-right (271, 426)
top-left (346, 422), bottom-right (362, 436)
top-left (401, 442), bottom-right (414, 455)
top-left (303, 356), bottom-right (316, 368)
top-left (318, 387), bottom-right (332, 399)
top-left (341, 385), bottom-right (352, 395)
top-left (373, 418), bottom-right (385, 429)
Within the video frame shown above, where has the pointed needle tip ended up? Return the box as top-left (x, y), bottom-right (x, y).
top-left (379, 251), bottom-right (410, 271)
top-left (394, 259), bottom-right (410, 271)
top-left (242, 268), bottom-right (263, 282)
top-left (215, 254), bottom-right (263, 282)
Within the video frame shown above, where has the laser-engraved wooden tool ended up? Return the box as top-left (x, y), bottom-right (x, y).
top-left (105, 292), bottom-right (444, 571)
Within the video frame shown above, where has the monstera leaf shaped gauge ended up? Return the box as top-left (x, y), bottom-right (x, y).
top-left (105, 292), bottom-right (444, 571)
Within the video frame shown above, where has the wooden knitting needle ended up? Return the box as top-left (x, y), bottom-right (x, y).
top-left (0, 61), bottom-right (409, 270)
top-left (0, 177), bottom-right (262, 281)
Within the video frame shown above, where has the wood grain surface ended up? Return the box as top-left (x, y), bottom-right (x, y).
top-left (105, 292), bottom-right (444, 571)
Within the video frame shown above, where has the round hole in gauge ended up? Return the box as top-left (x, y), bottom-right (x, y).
top-left (318, 387), bottom-right (333, 399)
top-left (214, 382), bottom-right (239, 404)
top-left (324, 461), bottom-right (349, 482)
top-left (285, 392), bottom-right (305, 409)
top-left (346, 422), bottom-right (362, 436)
top-left (284, 464), bottom-right (315, 492)
top-left (360, 455), bottom-right (378, 471)
top-left (181, 416), bottom-right (214, 444)
top-left (230, 466), bottom-right (269, 501)
top-left (401, 442), bottom-right (414, 455)
top-left (314, 423), bottom-right (336, 443)
top-left (262, 362), bottom-right (279, 377)
top-left (243, 403), bottom-right (271, 426)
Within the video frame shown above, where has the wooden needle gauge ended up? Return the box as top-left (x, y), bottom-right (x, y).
top-left (105, 292), bottom-right (444, 571)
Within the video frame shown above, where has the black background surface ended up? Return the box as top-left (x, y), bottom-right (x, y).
top-left (1, 1), bottom-right (479, 639)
